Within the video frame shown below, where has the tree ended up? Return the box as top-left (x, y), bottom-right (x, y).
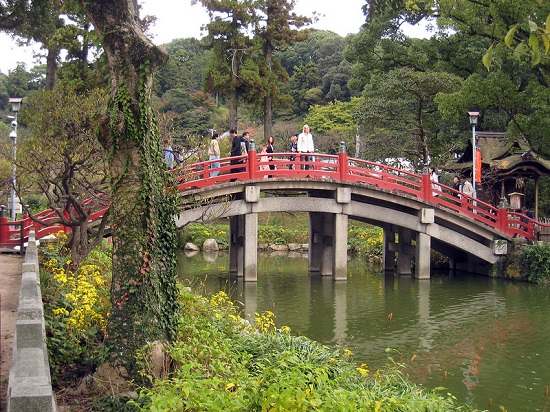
top-left (354, 68), bottom-right (462, 167)
top-left (16, 85), bottom-right (110, 268)
top-left (82, 0), bottom-right (179, 380)
top-left (193, 0), bottom-right (257, 130)
top-left (278, 30), bottom-right (353, 116)
top-left (304, 97), bottom-right (363, 155)
top-left (404, 0), bottom-right (550, 81)
top-left (253, 0), bottom-right (310, 139)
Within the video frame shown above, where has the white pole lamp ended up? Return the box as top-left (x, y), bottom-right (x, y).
top-left (9, 97), bottom-right (22, 221)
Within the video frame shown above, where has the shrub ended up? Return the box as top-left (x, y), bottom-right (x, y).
top-left (348, 224), bottom-right (383, 256)
top-left (519, 243), bottom-right (550, 283)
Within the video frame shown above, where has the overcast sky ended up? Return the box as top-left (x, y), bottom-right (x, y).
top-left (0, 0), bottom-right (428, 73)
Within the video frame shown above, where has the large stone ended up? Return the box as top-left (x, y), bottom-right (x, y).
top-left (288, 243), bottom-right (302, 251)
top-left (269, 244), bottom-right (289, 251)
top-left (184, 242), bottom-right (199, 251)
top-left (202, 238), bottom-right (219, 251)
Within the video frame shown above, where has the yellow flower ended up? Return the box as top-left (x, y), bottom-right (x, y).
top-left (357, 363), bottom-right (369, 376)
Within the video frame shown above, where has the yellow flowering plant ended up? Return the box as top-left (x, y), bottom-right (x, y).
top-left (40, 232), bottom-right (112, 384)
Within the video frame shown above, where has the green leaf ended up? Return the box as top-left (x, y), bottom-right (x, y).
top-left (532, 47), bottom-right (541, 66)
top-left (482, 44), bottom-right (494, 71)
top-left (546, 14), bottom-right (550, 32)
top-left (505, 25), bottom-right (517, 47)
top-left (528, 20), bottom-right (538, 33)
top-left (542, 32), bottom-right (550, 54)
top-left (529, 33), bottom-right (539, 50)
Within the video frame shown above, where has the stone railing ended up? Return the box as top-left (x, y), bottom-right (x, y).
top-left (7, 229), bottom-right (57, 411)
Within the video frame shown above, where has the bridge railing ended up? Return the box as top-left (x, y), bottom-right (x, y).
top-left (0, 195), bottom-right (110, 252)
top-left (174, 147), bottom-right (547, 241)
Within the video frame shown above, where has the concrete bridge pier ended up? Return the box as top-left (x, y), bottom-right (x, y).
top-left (397, 228), bottom-right (414, 275)
top-left (414, 208), bottom-right (435, 279)
top-left (309, 212), bottom-right (349, 280)
top-left (415, 232), bottom-right (431, 279)
top-left (229, 213), bottom-right (258, 281)
top-left (383, 228), bottom-right (396, 272)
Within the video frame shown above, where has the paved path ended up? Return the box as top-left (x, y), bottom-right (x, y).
top-left (0, 254), bottom-right (22, 412)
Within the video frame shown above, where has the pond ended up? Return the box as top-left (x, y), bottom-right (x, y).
top-left (177, 250), bottom-right (550, 411)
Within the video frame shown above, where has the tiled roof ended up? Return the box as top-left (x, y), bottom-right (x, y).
top-left (443, 132), bottom-right (550, 177)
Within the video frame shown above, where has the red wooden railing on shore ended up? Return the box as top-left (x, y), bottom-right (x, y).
top-left (1, 146), bottom-right (545, 252)
top-left (0, 196), bottom-right (108, 252)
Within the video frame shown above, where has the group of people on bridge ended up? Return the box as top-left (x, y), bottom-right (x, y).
top-left (199, 124), bottom-right (318, 178)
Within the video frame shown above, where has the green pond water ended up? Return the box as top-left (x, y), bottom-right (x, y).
top-left (177, 250), bottom-right (550, 411)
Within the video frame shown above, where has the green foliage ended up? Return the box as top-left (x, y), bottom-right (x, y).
top-left (348, 225), bottom-right (383, 256)
top-left (519, 243), bottom-right (550, 283)
top-left (180, 223), bottom-right (229, 246)
top-left (22, 193), bottom-right (48, 214)
top-left (355, 67), bottom-right (463, 166)
top-left (305, 97), bottom-right (363, 153)
top-left (182, 219), bottom-right (384, 259)
top-left (130, 289), bottom-right (474, 411)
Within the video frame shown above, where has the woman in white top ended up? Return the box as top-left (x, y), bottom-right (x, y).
top-left (297, 124), bottom-right (314, 170)
top-left (208, 133), bottom-right (221, 177)
top-left (429, 166), bottom-right (441, 197)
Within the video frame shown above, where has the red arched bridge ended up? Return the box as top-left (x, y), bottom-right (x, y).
top-left (1, 143), bottom-right (545, 280)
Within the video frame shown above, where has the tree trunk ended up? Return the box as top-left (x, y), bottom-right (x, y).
top-left (263, 42), bottom-right (273, 140)
top-left (83, 0), bottom-right (179, 377)
top-left (264, 95), bottom-right (273, 140)
top-left (229, 49), bottom-right (239, 130)
top-left (45, 47), bottom-right (59, 90)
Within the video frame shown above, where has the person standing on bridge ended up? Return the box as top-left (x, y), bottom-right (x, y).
top-left (288, 134), bottom-right (298, 169)
top-left (452, 176), bottom-right (460, 197)
top-left (163, 139), bottom-right (175, 169)
top-left (229, 129), bottom-right (241, 175)
top-left (459, 175), bottom-right (474, 197)
top-left (208, 133), bottom-right (221, 177)
top-left (266, 135), bottom-right (276, 172)
top-left (429, 167), bottom-right (441, 197)
top-left (298, 124), bottom-right (314, 170)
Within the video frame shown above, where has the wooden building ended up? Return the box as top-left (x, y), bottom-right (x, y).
top-left (443, 132), bottom-right (550, 219)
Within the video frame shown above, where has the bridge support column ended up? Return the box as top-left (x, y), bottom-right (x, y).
top-left (309, 211), bottom-right (348, 279)
top-left (383, 228), bottom-right (396, 271)
top-left (229, 216), bottom-right (239, 274)
top-left (414, 208), bottom-right (434, 279)
top-left (229, 214), bottom-right (258, 281)
top-left (309, 212), bottom-right (323, 273)
top-left (333, 213), bottom-right (348, 280)
top-left (397, 228), bottom-right (413, 275)
top-left (229, 186), bottom-right (259, 281)
top-left (415, 232), bottom-right (431, 279)
top-left (320, 214), bottom-right (334, 277)
top-left (243, 212), bottom-right (258, 281)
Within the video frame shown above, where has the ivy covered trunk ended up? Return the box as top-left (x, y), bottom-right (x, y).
top-left (83, 0), bottom-right (179, 376)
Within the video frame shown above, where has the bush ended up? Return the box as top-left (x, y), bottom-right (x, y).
top-left (179, 223), bottom-right (228, 246)
top-left (519, 243), bottom-right (550, 283)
